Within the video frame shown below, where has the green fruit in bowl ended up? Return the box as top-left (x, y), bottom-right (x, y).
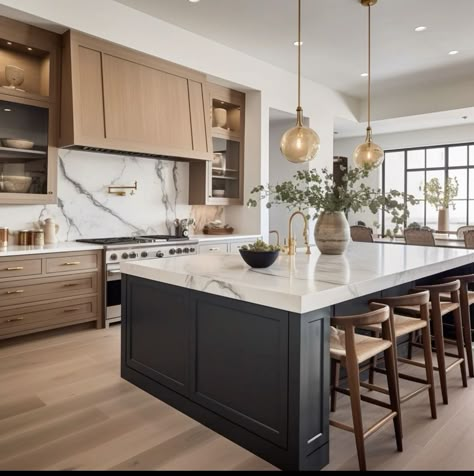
top-left (240, 239), bottom-right (280, 252)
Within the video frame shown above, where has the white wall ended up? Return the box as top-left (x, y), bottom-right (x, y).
top-left (0, 0), bottom-right (359, 240)
top-left (334, 123), bottom-right (474, 227)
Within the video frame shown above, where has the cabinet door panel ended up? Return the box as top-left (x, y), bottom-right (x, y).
top-left (102, 54), bottom-right (192, 150)
top-left (76, 46), bottom-right (105, 140)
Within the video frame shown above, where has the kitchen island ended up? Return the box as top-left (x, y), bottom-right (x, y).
top-left (120, 243), bottom-right (474, 471)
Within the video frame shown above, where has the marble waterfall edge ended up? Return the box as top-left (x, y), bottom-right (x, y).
top-left (0, 150), bottom-right (224, 242)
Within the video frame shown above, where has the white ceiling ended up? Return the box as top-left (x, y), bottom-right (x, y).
top-left (334, 108), bottom-right (474, 139)
top-left (115, 0), bottom-right (474, 99)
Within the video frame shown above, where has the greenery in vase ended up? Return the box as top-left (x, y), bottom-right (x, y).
top-left (240, 239), bottom-right (280, 252)
top-left (422, 177), bottom-right (458, 210)
top-left (247, 166), bottom-right (417, 234)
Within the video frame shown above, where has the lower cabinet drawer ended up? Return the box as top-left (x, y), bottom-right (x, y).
top-left (0, 273), bottom-right (98, 306)
top-left (0, 296), bottom-right (98, 338)
top-left (200, 243), bottom-right (228, 254)
top-left (45, 253), bottom-right (99, 274)
top-left (0, 258), bottom-right (42, 280)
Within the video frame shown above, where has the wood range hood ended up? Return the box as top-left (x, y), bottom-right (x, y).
top-left (60, 30), bottom-right (213, 162)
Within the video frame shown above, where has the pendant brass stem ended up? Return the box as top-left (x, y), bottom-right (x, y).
top-left (297, 0), bottom-right (301, 109)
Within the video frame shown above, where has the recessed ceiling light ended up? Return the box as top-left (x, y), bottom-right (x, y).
top-left (188, 0), bottom-right (200, 3)
top-left (360, 72), bottom-right (368, 77)
top-left (6, 41), bottom-right (12, 45)
top-left (449, 50), bottom-right (459, 55)
top-left (27, 47), bottom-right (33, 51)
top-left (4, 108), bottom-right (12, 112)
top-left (415, 26), bottom-right (427, 32)
top-left (293, 41), bottom-right (303, 46)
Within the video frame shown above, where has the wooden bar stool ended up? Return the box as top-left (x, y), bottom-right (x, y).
top-left (397, 280), bottom-right (467, 404)
top-left (363, 291), bottom-right (437, 419)
top-left (330, 303), bottom-right (403, 471)
top-left (439, 274), bottom-right (474, 378)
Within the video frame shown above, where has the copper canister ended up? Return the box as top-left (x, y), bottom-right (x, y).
top-left (0, 227), bottom-right (7, 247)
top-left (18, 230), bottom-right (29, 246)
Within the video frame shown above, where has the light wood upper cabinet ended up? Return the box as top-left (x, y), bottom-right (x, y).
top-left (60, 31), bottom-right (212, 162)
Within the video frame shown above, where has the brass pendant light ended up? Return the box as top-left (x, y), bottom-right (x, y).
top-left (280, 0), bottom-right (320, 164)
top-left (353, 0), bottom-right (384, 169)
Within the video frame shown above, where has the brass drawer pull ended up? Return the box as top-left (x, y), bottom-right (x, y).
top-left (208, 248), bottom-right (221, 252)
top-left (64, 262), bottom-right (81, 266)
top-left (6, 290), bottom-right (24, 294)
top-left (5, 267), bottom-right (24, 271)
top-left (6, 317), bottom-right (25, 323)
top-left (64, 283), bottom-right (80, 287)
top-left (64, 308), bottom-right (81, 313)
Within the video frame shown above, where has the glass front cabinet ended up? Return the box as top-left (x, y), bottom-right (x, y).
top-left (189, 83), bottom-right (245, 205)
top-left (0, 17), bottom-right (60, 204)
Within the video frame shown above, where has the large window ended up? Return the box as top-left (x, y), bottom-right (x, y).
top-left (382, 143), bottom-right (474, 234)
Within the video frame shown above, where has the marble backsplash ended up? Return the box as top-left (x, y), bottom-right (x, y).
top-left (0, 149), bottom-right (224, 242)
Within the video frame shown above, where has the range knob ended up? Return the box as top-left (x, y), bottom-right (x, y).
top-left (190, 247), bottom-right (196, 253)
top-left (141, 251), bottom-right (148, 258)
top-left (176, 248), bottom-right (183, 255)
top-left (169, 249), bottom-right (176, 255)
top-left (121, 252), bottom-right (129, 259)
top-left (156, 251), bottom-right (164, 258)
top-left (129, 252), bottom-right (137, 259)
top-left (110, 253), bottom-right (118, 261)
top-left (183, 248), bottom-right (190, 254)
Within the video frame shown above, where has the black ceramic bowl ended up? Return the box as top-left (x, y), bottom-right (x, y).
top-left (239, 249), bottom-right (280, 268)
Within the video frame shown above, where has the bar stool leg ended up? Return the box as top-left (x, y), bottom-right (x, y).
top-left (384, 346), bottom-right (403, 452)
top-left (453, 306), bottom-right (468, 387)
top-left (460, 294), bottom-right (474, 378)
top-left (421, 323), bottom-right (437, 419)
top-left (330, 359), bottom-right (339, 412)
top-left (345, 355), bottom-right (367, 471)
top-left (431, 310), bottom-right (449, 404)
top-left (407, 331), bottom-right (414, 360)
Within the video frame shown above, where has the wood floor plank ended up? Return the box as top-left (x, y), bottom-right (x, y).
top-left (0, 396), bottom-right (45, 421)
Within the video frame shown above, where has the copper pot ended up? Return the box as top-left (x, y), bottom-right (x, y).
top-left (0, 227), bottom-right (7, 247)
top-left (17, 230), bottom-right (29, 246)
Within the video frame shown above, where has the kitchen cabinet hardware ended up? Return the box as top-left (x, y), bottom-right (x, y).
top-left (63, 308), bottom-right (81, 313)
top-left (64, 262), bottom-right (81, 266)
top-left (64, 283), bottom-right (80, 287)
top-left (6, 267), bottom-right (24, 271)
top-left (6, 317), bottom-right (25, 323)
top-left (6, 289), bottom-right (24, 294)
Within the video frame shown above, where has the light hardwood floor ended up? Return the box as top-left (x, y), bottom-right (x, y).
top-left (0, 325), bottom-right (473, 470)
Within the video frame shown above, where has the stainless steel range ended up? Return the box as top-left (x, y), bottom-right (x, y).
top-left (77, 235), bottom-right (198, 327)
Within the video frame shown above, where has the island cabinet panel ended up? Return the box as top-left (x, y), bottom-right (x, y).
top-left (190, 295), bottom-right (288, 448)
top-left (125, 279), bottom-right (190, 396)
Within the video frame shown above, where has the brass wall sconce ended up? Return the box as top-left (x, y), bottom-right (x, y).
top-left (108, 180), bottom-right (138, 196)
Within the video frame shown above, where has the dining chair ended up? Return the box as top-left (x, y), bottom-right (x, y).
top-left (464, 230), bottom-right (474, 249)
top-left (350, 225), bottom-right (374, 243)
top-left (456, 226), bottom-right (474, 240)
top-left (404, 229), bottom-right (435, 246)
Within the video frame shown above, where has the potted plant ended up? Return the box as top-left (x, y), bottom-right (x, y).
top-left (422, 177), bottom-right (458, 232)
top-left (248, 166), bottom-right (417, 255)
top-left (239, 239), bottom-right (280, 268)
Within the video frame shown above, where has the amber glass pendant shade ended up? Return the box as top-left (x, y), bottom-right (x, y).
top-left (280, 0), bottom-right (320, 164)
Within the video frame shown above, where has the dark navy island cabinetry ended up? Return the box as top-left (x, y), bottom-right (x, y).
top-left (121, 275), bottom-right (330, 471)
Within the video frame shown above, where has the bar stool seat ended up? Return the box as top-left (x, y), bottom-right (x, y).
top-left (440, 290), bottom-right (474, 305)
top-left (363, 313), bottom-right (427, 337)
top-left (397, 301), bottom-right (459, 316)
top-left (330, 326), bottom-right (391, 363)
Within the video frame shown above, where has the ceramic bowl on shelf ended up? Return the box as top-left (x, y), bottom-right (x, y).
top-left (2, 139), bottom-right (35, 150)
top-left (239, 249), bottom-right (279, 269)
top-left (0, 175), bottom-right (32, 193)
top-left (213, 189), bottom-right (225, 197)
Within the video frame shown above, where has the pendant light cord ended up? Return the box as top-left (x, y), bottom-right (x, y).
top-left (297, 0), bottom-right (301, 109)
top-left (367, 4), bottom-right (371, 129)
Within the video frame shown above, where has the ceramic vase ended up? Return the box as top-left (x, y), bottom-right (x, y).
top-left (314, 211), bottom-right (350, 255)
top-left (213, 108), bottom-right (227, 128)
top-left (437, 208), bottom-right (449, 232)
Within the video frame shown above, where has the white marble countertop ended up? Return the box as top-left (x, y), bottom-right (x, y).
top-left (121, 242), bottom-right (474, 314)
top-left (0, 242), bottom-right (103, 257)
top-left (192, 234), bottom-right (261, 243)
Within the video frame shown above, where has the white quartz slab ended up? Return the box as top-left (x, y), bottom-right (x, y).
top-left (121, 242), bottom-right (474, 314)
top-left (0, 242), bottom-right (103, 257)
top-left (193, 234), bottom-right (261, 243)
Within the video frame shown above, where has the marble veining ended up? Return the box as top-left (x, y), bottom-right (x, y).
top-left (121, 242), bottom-right (474, 313)
top-left (0, 149), bottom-right (224, 242)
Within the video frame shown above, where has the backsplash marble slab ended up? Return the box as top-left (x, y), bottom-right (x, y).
top-left (0, 150), bottom-right (224, 242)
